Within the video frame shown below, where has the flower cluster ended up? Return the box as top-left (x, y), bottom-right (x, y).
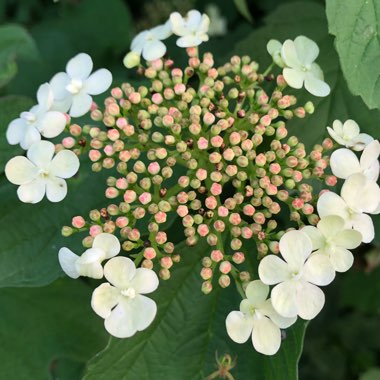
top-left (5, 8), bottom-right (379, 357)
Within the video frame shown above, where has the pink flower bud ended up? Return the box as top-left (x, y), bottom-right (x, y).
top-left (213, 220), bottom-right (225, 232)
top-left (205, 196), bottom-right (218, 210)
top-left (124, 190), bottom-right (136, 203)
top-left (229, 213), bottom-right (241, 225)
top-left (219, 261), bottom-right (232, 274)
top-left (210, 135), bottom-right (223, 147)
top-left (177, 205), bottom-right (189, 217)
top-left (292, 198), bottom-right (304, 210)
top-left (243, 204), bottom-right (255, 216)
top-left (174, 83), bottom-right (186, 95)
top-left (144, 247), bottom-right (156, 260)
top-left (229, 132), bottom-right (241, 145)
top-left (105, 187), bottom-right (119, 199)
top-left (197, 136), bottom-right (209, 150)
top-left (211, 249), bottom-right (223, 262)
top-left (241, 226), bottom-right (253, 239)
top-left (223, 148), bottom-right (235, 161)
top-left (210, 183), bottom-right (222, 196)
top-left (155, 211), bottom-right (167, 224)
top-left (116, 217), bottom-right (129, 228)
top-left (152, 93), bottom-right (164, 105)
top-left (129, 92), bottom-right (141, 104)
top-left (89, 225), bottom-right (103, 237)
top-left (62, 137), bottom-right (75, 149)
top-left (72, 216), bottom-right (85, 229)
top-left (69, 124), bottom-right (81, 136)
top-left (218, 206), bottom-right (229, 217)
top-left (156, 231), bottom-right (167, 245)
top-left (197, 224), bottom-right (209, 237)
top-left (139, 192), bottom-right (152, 205)
top-left (201, 281), bottom-right (213, 294)
top-left (161, 256), bottom-right (173, 269)
top-left (200, 267), bottom-right (213, 280)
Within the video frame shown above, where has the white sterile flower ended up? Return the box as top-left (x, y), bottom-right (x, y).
top-left (302, 215), bottom-right (362, 273)
top-left (266, 39), bottom-right (285, 68)
top-left (317, 174), bottom-right (380, 243)
top-left (330, 140), bottom-right (380, 181)
top-left (327, 119), bottom-right (373, 151)
top-left (50, 53), bottom-right (112, 117)
top-left (258, 230), bottom-right (335, 320)
top-left (281, 35), bottom-right (330, 97)
top-left (170, 9), bottom-right (210, 48)
top-left (226, 280), bottom-right (296, 355)
top-left (5, 140), bottom-right (79, 203)
top-left (58, 233), bottom-right (120, 279)
top-left (91, 256), bottom-right (159, 338)
top-left (129, 20), bottom-right (172, 62)
top-left (6, 83), bottom-right (66, 150)
top-left (205, 4), bottom-right (227, 37)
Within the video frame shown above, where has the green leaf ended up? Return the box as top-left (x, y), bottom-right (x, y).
top-left (0, 95), bottom-right (34, 172)
top-left (234, 0), bottom-right (253, 23)
top-left (0, 278), bottom-right (107, 380)
top-left (0, 165), bottom-right (109, 288)
top-left (232, 1), bottom-right (380, 150)
top-left (326, 0), bottom-right (380, 110)
top-left (84, 240), bottom-right (307, 380)
top-left (359, 368), bottom-right (380, 380)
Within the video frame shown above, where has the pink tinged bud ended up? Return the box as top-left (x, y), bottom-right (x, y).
top-left (152, 93), bottom-right (164, 105)
top-left (203, 112), bottom-right (215, 125)
top-left (213, 220), bottom-right (225, 232)
top-left (268, 163), bottom-right (280, 175)
top-left (223, 148), bottom-right (235, 161)
top-left (197, 137), bottom-right (209, 150)
top-left (269, 202), bottom-right (281, 214)
top-left (177, 205), bottom-right (189, 217)
top-left (259, 176), bottom-right (271, 189)
top-left (69, 124), bottom-right (81, 136)
top-left (161, 256), bottom-right (173, 269)
top-left (151, 58), bottom-right (163, 70)
top-left (313, 167), bottom-right (324, 177)
top-left (178, 176), bottom-right (190, 188)
top-left (229, 132), bottom-right (241, 145)
top-left (225, 165), bottom-right (238, 177)
top-left (197, 224), bottom-right (209, 237)
top-left (211, 249), bottom-right (223, 263)
top-left (201, 281), bottom-right (213, 294)
top-left (116, 216), bottom-right (129, 228)
top-left (104, 145), bottom-right (114, 157)
top-left (310, 150), bottom-right (322, 161)
top-left (177, 191), bottom-right (189, 204)
top-left (144, 247), bottom-right (156, 260)
top-left (205, 196), bottom-right (218, 210)
top-left (292, 170), bottom-right (303, 182)
top-left (174, 83), bottom-right (186, 95)
top-left (255, 153), bottom-right (266, 166)
top-left (218, 275), bottom-right (230, 288)
top-left (241, 226), bottom-right (253, 239)
top-left (243, 204), bottom-right (255, 216)
top-left (218, 206), bottom-right (229, 217)
top-left (72, 216), bottom-right (85, 229)
top-left (253, 212), bottom-right (265, 224)
top-left (147, 162), bottom-right (160, 175)
top-left (302, 204), bottom-right (314, 215)
top-left (229, 213), bottom-right (241, 226)
top-left (122, 124), bottom-right (135, 137)
top-left (106, 187), bottom-right (119, 199)
top-left (119, 150), bottom-right (131, 162)
top-left (316, 159), bottom-right (328, 169)
top-left (116, 117), bottom-right (128, 129)
top-left (232, 251), bottom-right (245, 264)
top-left (129, 92), bottom-right (141, 104)
top-left (89, 225), bottom-right (103, 237)
top-left (115, 178), bottom-right (128, 190)
top-left (210, 183), bottom-right (222, 196)
top-left (322, 138), bottom-right (334, 150)
top-left (162, 114), bottom-right (174, 127)
top-left (325, 175), bottom-right (337, 186)
top-left (155, 211), bottom-right (167, 224)
top-left (219, 261), bottom-right (232, 274)
top-left (111, 87), bottom-right (123, 99)
top-left (258, 231), bottom-right (266, 241)
top-left (196, 168), bottom-right (207, 181)
top-left (200, 267), bottom-right (213, 280)
top-left (292, 198), bottom-right (304, 210)
top-left (156, 231), bottom-right (167, 245)
top-left (209, 152), bottom-right (222, 164)
top-left (123, 190), bottom-right (137, 203)
top-left (107, 103), bottom-right (120, 116)
top-left (210, 135), bottom-right (223, 148)
top-left (294, 107), bottom-right (306, 118)
top-left (64, 113), bottom-right (71, 124)
top-left (142, 259), bottom-right (154, 269)
top-left (139, 192), bottom-right (152, 205)
top-left (260, 115), bottom-right (272, 126)
top-left (62, 137), bottom-right (75, 149)
top-left (277, 189), bottom-right (289, 201)
top-left (107, 129), bottom-right (120, 141)
top-left (163, 88), bottom-right (175, 100)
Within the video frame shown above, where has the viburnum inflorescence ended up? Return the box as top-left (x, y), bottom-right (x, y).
top-left (4, 8), bottom-right (380, 356)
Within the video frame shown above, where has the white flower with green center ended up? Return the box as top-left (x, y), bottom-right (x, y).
top-left (302, 215), bottom-right (362, 273)
top-left (330, 139), bottom-right (380, 182)
top-left (58, 233), bottom-right (121, 279)
top-left (281, 35), bottom-right (330, 97)
top-left (258, 230), bottom-right (335, 320)
top-left (5, 140), bottom-right (79, 203)
top-left (50, 53), bottom-right (112, 117)
top-left (226, 280), bottom-right (296, 355)
top-left (266, 39), bottom-right (285, 68)
top-left (128, 20), bottom-right (172, 62)
top-left (170, 10), bottom-right (210, 48)
top-left (6, 83), bottom-right (66, 150)
top-left (327, 119), bottom-right (373, 151)
top-left (317, 173), bottom-right (380, 243)
top-left (91, 256), bottom-right (159, 338)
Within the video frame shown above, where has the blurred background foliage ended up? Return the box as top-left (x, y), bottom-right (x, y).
top-left (0, 0), bottom-right (379, 379)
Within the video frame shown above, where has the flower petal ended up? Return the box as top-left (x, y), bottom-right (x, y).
top-left (328, 247), bottom-right (354, 272)
top-left (271, 281), bottom-right (298, 318)
top-left (130, 268), bottom-right (159, 294)
top-left (225, 311), bottom-right (253, 344)
top-left (258, 255), bottom-right (290, 285)
top-left (283, 68), bottom-right (304, 89)
top-left (351, 213), bottom-right (375, 243)
top-left (66, 53), bottom-right (93, 80)
top-left (334, 229), bottom-right (362, 249)
top-left (85, 69), bottom-right (112, 95)
top-left (5, 156), bottom-right (38, 185)
top-left (69, 92), bottom-right (92, 117)
top-left (17, 178), bottom-right (46, 203)
top-left (27, 140), bottom-right (55, 168)
top-left (330, 148), bottom-right (361, 179)
top-left (327, 126), bottom-right (346, 146)
top-left (301, 226), bottom-right (324, 250)
top-left (360, 139), bottom-right (380, 181)
top-left (58, 247), bottom-right (80, 279)
top-left (38, 111), bottom-right (66, 138)
top-left (317, 192), bottom-right (349, 220)
top-left (49, 149), bottom-right (80, 179)
top-left (104, 256), bottom-right (136, 288)
top-left (302, 253), bottom-right (335, 286)
top-left (104, 301), bottom-right (136, 338)
top-left (281, 40), bottom-right (301, 68)
top-left (294, 35), bottom-right (319, 65)
top-left (260, 299), bottom-right (297, 329)
top-left (252, 316), bottom-right (281, 355)
top-left (350, 133), bottom-right (374, 151)
top-left (245, 280), bottom-right (270, 307)
top-left (296, 282), bottom-right (325, 320)
top-left (45, 176), bottom-right (67, 202)
top-left (317, 215), bottom-right (346, 240)
top-left (142, 40), bottom-right (167, 61)
top-left (91, 283), bottom-right (120, 318)
top-left (20, 125), bottom-right (41, 150)
top-left (37, 82), bottom-right (54, 110)
top-left (279, 230), bottom-right (312, 271)
top-left (92, 233), bottom-right (121, 259)
top-left (50, 72), bottom-right (70, 100)
top-left (342, 119), bottom-right (360, 140)
top-left (76, 248), bottom-right (105, 279)
top-left (170, 12), bottom-right (187, 36)
top-left (6, 118), bottom-right (26, 145)
top-left (129, 294), bottom-right (157, 332)
top-left (176, 35), bottom-right (205, 48)
top-left (150, 20), bottom-right (172, 40)
top-left (304, 73), bottom-right (330, 97)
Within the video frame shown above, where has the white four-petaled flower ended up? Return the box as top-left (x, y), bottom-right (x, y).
top-left (91, 256), bottom-right (159, 338)
top-left (330, 139), bottom-right (380, 182)
top-left (5, 140), bottom-right (79, 203)
top-left (170, 10), bottom-right (210, 48)
top-left (281, 35), bottom-right (330, 97)
top-left (317, 174), bottom-right (380, 243)
top-left (50, 53), bottom-right (112, 117)
top-left (6, 83), bottom-right (66, 150)
top-left (226, 280), bottom-right (296, 355)
top-left (58, 233), bottom-right (121, 279)
top-left (327, 119), bottom-right (373, 151)
top-left (258, 230), bottom-right (335, 320)
top-left (302, 215), bottom-right (362, 273)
